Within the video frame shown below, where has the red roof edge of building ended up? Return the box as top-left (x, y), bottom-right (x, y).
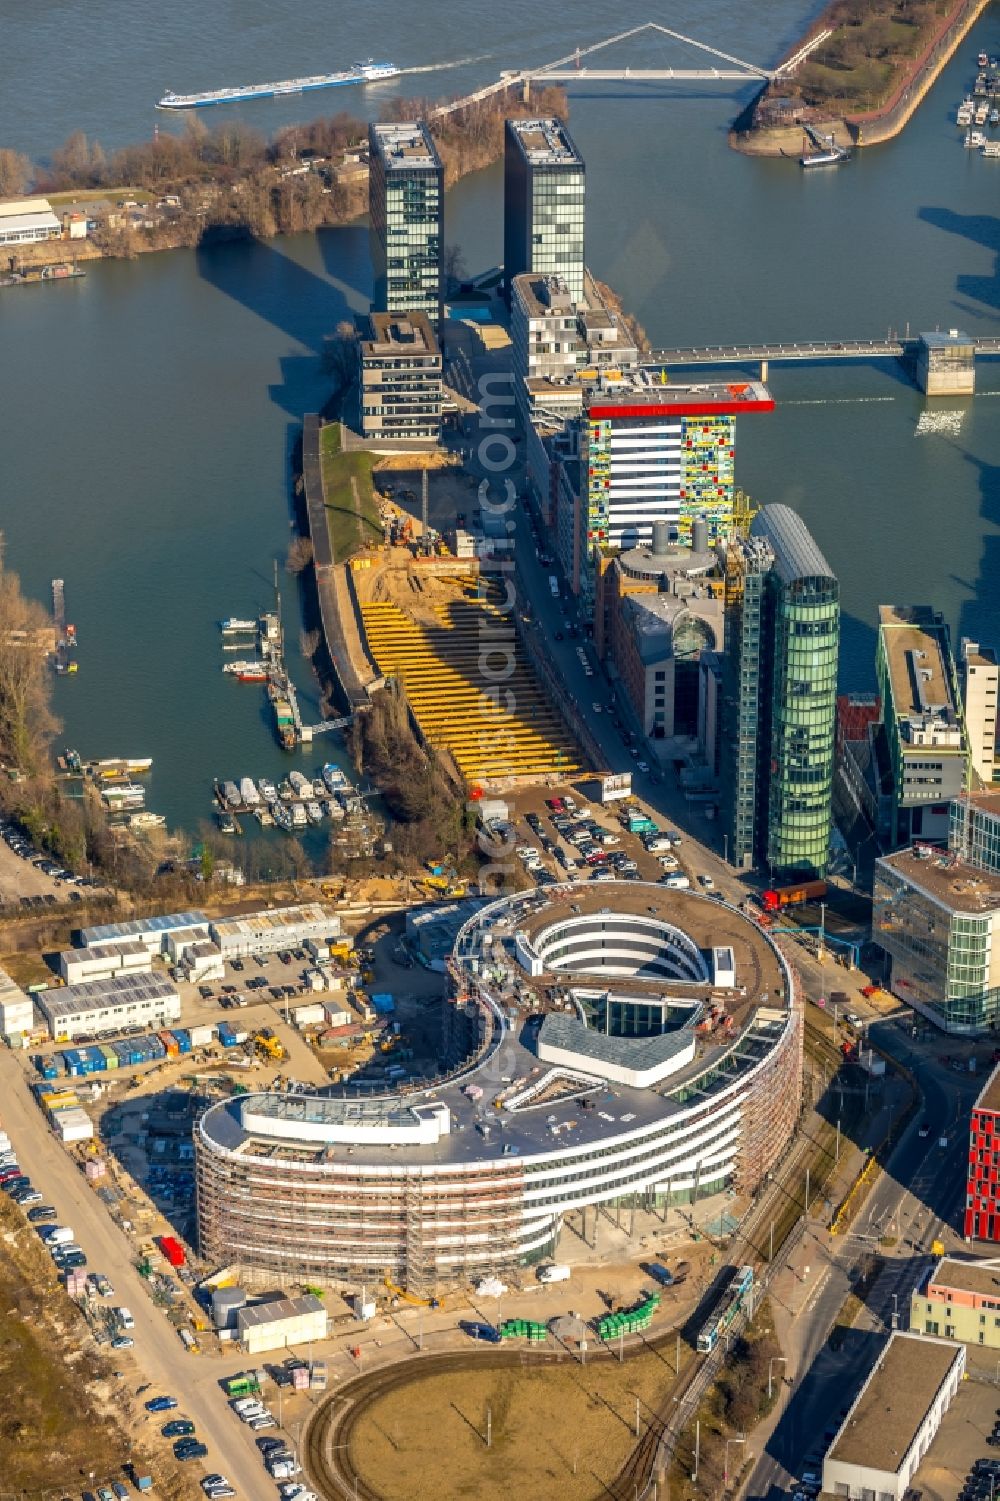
top-left (588, 400), bottom-right (776, 420)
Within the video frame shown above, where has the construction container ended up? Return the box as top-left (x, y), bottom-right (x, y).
top-left (39, 1057), bottom-right (60, 1080)
top-left (371, 993), bottom-right (395, 1015)
top-left (189, 1024), bottom-right (215, 1047)
top-left (84, 1158), bottom-right (107, 1181)
top-left (158, 1234), bottom-right (186, 1268)
top-left (157, 1030), bottom-right (180, 1058)
top-left (292, 1366), bottom-right (309, 1391)
top-left (291, 1003), bottom-right (325, 1029)
top-left (147, 1035), bottom-right (166, 1059)
top-left (171, 1029), bottom-right (192, 1053)
top-left (100, 1045), bottom-right (119, 1070)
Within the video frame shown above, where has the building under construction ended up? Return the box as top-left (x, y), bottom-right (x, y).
top-left (196, 881), bottom-right (802, 1292)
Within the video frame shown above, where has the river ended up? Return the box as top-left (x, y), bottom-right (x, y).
top-left (1, 0), bottom-right (999, 838)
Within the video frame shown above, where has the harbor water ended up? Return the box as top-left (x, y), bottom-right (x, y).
top-left (1, 0), bottom-right (1000, 836)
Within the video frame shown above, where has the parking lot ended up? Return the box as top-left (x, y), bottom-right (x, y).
top-left (913, 1376), bottom-right (1000, 1500)
top-left (490, 784), bottom-right (718, 896)
top-left (0, 817), bottom-right (106, 909)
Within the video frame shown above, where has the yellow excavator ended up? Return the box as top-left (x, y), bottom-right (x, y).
top-left (254, 1027), bottom-right (286, 1062)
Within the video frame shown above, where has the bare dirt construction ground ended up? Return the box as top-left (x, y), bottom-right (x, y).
top-left (0, 1196), bottom-right (190, 1498)
top-left (346, 1341), bottom-right (688, 1501)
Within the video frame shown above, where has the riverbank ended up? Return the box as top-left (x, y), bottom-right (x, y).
top-left (6, 83), bottom-right (567, 271)
top-left (732, 0), bottom-right (991, 156)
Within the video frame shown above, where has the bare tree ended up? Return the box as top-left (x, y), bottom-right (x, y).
top-left (286, 536), bottom-right (314, 574)
top-left (322, 319), bottom-right (360, 395)
top-left (0, 149), bottom-right (31, 198)
top-left (443, 242), bottom-right (468, 292)
top-left (0, 546), bottom-right (60, 775)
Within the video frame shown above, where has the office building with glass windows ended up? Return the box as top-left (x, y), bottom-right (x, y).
top-left (873, 846), bottom-right (1000, 1033)
top-left (721, 506), bottom-right (839, 880)
top-left (504, 118), bottom-right (586, 304)
top-left (368, 121), bottom-right (444, 331)
top-left (950, 791), bottom-right (1000, 875)
top-left (876, 605), bottom-right (969, 848)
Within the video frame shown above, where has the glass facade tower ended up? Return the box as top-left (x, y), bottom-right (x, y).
top-left (368, 122), bottom-right (444, 331)
top-left (504, 118), bottom-right (585, 304)
top-left (722, 506), bottom-right (840, 880)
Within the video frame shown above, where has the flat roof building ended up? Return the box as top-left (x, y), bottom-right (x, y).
top-left (359, 310), bottom-right (442, 443)
top-left (873, 846), bottom-right (1000, 1033)
top-left (236, 1294), bottom-right (328, 1355)
top-left (504, 118), bottom-right (585, 304)
top-left (961, 638), bottom-right (999, 787)
top-left (76, 910), bottom-right (209, 955)
top-left (950, 790), bottom-right (1000, 876)
top-left (912, 1255), bottom-right (1000, 1345)
top-left (876, 605), bottom-right (969, 848)
top-left (582, 375), bottom-right (772, 599)
top-left (368, 121), bottom-right (444, 331)
top-left (0, 197), bottom-right (61, 245)
top-left (965, 1066), bottom-right (1000, 1241)
top-left (209, 903), bottom-right (339, 959)
top-left (36, 971), bottom-right (181, 1041)
top-left (822, 1332), bottom-right (964, 1501)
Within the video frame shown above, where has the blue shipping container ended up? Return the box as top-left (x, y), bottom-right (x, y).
top-left (147, 1036), bottom-right (166, 1059)
top-left (172, 1030), bottom-right (191, 1053)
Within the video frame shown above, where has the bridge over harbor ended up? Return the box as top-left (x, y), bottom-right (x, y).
top-left (643, 331), bottom-right (1000, 393)
top-left (431, 22), bottom-right (830, 118)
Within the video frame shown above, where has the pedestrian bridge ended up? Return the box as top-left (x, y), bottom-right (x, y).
top-left (644, 333), bottom-right (1000, 393)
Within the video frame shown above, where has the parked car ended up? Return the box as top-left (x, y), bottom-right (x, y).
top-left (163, 1420), bottom-right (196, 1438)
top-left (146, 1395), bottom-right (179, 1412)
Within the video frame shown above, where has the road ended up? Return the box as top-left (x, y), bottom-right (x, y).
top-left (744, 1019), bottom-right (986, 1499)
top-left (0, 1049), bottom-right (274, 1501)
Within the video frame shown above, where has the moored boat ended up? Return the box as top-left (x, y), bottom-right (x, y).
top-left (289, 770), bottom-right (310, 797)
top-left (222, 780), bottom-right (241, 808)
top-left (259, 778), bottom-right (278, 803)
top-left (239, 777), bottom-right (261, 807)
top-left (291, 803), bottom-right (308, 828)
top-left (220, 618), bottom-right (257, 633)
top-left (322, 762), bottom-right (349, 795)
top-left (271, 801), bottom-right (293, 832)
top-left (305, 800), bottom-right (323, 824)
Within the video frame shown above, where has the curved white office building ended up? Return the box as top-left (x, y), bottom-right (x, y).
top-left (196, 882), bottom-right (802, 1290)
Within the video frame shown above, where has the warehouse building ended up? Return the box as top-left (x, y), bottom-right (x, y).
top-left (236, 1294), bottom-right (328, 1355)
top-left (76, 911), bottom-right (210, 956)
top-left (822, 1332), bottom-right (963, 1501)
top-left (0, 197), bottom-right (62, 245)
top-left (37, 972), bottom-right (181, 1041)
top-left (209, 904), bottom-right (339, 959)
top-left (58, 940), bottom-right (152, 985)
top-left (0, 967), bottom-right (35, 1042)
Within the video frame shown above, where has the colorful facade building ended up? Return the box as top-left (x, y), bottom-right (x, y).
top-left (966, 1067), bottom-right (1000, 1241)
top-left (912, 1255), bottom-right (1000, 1344)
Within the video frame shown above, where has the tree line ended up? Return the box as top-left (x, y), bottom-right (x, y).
top-left (0, 84), bottom-right (568, 251)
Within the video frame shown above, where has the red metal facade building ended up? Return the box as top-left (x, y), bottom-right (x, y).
top-left (965, 1066), bottom-right (1000, 1242)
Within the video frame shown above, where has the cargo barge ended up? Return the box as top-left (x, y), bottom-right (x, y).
top-left (157, 59), bottom-right (398, 110)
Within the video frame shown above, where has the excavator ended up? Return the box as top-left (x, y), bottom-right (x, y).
top-left (253, 1027), bottom-right (286, 1062)
top-left (383, 1275), bottom-right (440, 1308)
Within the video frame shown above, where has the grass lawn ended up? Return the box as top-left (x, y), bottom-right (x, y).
top-left (319, 424), bottom-right (382, 563)
top-left (45, 186), bottom-right (155, 206)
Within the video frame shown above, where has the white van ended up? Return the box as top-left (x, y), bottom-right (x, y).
top-left (662, 873), bottom-right (691, 890)
top-left (116, 1307), bottom-right (135, 1331)
top-left (538, 1263), bottom-right (571, 1284)
top-left (46, 1226), bottom-right (74, 1246)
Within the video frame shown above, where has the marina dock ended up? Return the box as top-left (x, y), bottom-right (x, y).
top-left (51, 578), bottom-right (78, 674)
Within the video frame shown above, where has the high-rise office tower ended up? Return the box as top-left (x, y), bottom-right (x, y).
top-left (368, 121), bottom-right (444, 330)
top-left (504, 118), bottom-right (585, 304)
top-left (721, 505), bottom-right (840, 880)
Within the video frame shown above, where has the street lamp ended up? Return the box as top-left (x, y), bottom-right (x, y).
top-left (768, 1356), bottom-right (787, 1399)
top-left (724, 1434), bottom-right (746, 1487)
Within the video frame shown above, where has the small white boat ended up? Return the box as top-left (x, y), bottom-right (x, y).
top-left (220, 617), bottom-right (257, 633)
top-left (305, 800), bottom-right (323, 824)
top-left (291, 803), bottom-right (308, 828)
top-left (311, 778), bottom-right (326, 800)
top-left (239, 776), bottom-right (261, 807)
top-left (289, 770), bottom-right (310, 797)
top-left (259, 778), bottom-right (278, 803)
top-left (322, 762), bottom-right (349, 795)
top-left (966, 129), bottom-right (988, 148)
top-left (324, 798), bottom-right (344, 821)
top-left (128, 810), bottom-right (166, 830)
top-left (271, 801), bottom-right (293, 832)
top-left (222, 780), bottom-right (241, 808)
